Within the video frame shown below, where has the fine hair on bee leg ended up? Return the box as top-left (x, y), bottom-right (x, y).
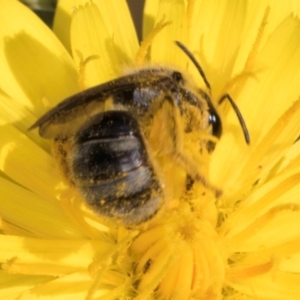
top-left (144, 93), bottom-right (221, 197)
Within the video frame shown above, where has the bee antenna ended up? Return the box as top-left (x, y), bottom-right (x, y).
top-left (219, 94), bottom-right (250, 144)
top-left (175, 41), bottom-right (250, 145)
top-left (175, 41), bottom-right (211, 91)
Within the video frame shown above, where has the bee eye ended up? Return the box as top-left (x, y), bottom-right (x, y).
top-left (171, 71), bottom-right (184, 83)
top-left (207, 101), bottom-right (222, 152)
top-left (208, 108), bottom-right (222, 139)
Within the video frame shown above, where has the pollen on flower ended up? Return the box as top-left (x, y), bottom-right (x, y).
top-left (135, 19), bottom-right (171, 65)
top-left (2, 0), bottom-right (300, 299)
top-left (130, 188), bottom-right (226, 300)
top-left (75, 50), bottom-right (100, 91)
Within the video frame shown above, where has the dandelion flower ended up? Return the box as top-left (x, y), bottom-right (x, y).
top-left (1, 0), bottom-right (300, 300)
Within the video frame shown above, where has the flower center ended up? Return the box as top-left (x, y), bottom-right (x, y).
top-left (130, 188), bottom-right (226, 300)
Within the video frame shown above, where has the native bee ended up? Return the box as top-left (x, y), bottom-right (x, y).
top-left (29, 41), bottom-right (249, 226)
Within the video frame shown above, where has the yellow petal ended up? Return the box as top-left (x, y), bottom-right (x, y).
top-left (229, 271), bottom-right (300, 300)
top-left (0, 90), bottom-right (48, 150)
top-left (53, 0), bottom-right (76, 54)
top-left (279, 142), bottom-right (300, 175)
top-left (70, 2), bottom-right (120, 87)
top-left (17, 273), bottom-right (109, 300)
top-left (228, 204), bottom-right (300, 252)
top-left (0, 236), bottom-right (111, 276)
top-left (187, 0), bottom-right (247, 96)
top-left (232, 1), bottom-right (300, 74)
top-left (150, 0), bottom-right (187, 67)
top-left (93, 0), bottom-right (138, 64)
top-left (221, 158), bottom-right (300, 254)
top-left (143, 0), bottom-right (159, 39)
top-left (0, 271), bottom-right (51, 300)
top-left (211, 16), bottom-right (300, 196)
top-left (0, 177), bottom-right (82, 238)
top-left (0, 0), bottom-right (78, 113)
top-left (55, 0), bottom-right (138, 66)
top-left (0, 125), bottom-right (58, 200)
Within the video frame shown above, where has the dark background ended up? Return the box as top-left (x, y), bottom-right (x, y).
top-left (127, 0), bottom-right (145, 40)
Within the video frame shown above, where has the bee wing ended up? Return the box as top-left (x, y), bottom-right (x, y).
top-left (29, 70), bottom-right (171, 139)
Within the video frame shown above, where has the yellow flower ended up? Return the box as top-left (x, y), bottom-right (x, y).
top-left (1, 0), bottom-right (300, 300)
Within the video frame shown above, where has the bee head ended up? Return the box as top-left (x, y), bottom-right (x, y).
top-left (175, 41), bottom-right (250, 148)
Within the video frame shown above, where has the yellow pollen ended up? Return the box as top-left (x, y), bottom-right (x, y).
top-left (76, 50), bottom-right (100, 91)
top-left (179, 223), bottom-right (197, 241)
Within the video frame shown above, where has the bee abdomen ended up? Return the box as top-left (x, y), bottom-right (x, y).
top-left (70, 111), bottom-right (163, 225)
top-left (72, 136), bottom-right (146, 181)
top-left (78, 167), bottom-right (162, 224)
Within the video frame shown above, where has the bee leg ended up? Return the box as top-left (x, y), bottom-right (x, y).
top-left (146, 93), bottom-right (222, 198)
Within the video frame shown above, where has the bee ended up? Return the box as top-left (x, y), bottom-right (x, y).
top-left (29, 41), bottom-right (249, 226)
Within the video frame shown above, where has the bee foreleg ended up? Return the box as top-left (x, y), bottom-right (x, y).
top-left (145, 93), bottom-right (221, 197)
